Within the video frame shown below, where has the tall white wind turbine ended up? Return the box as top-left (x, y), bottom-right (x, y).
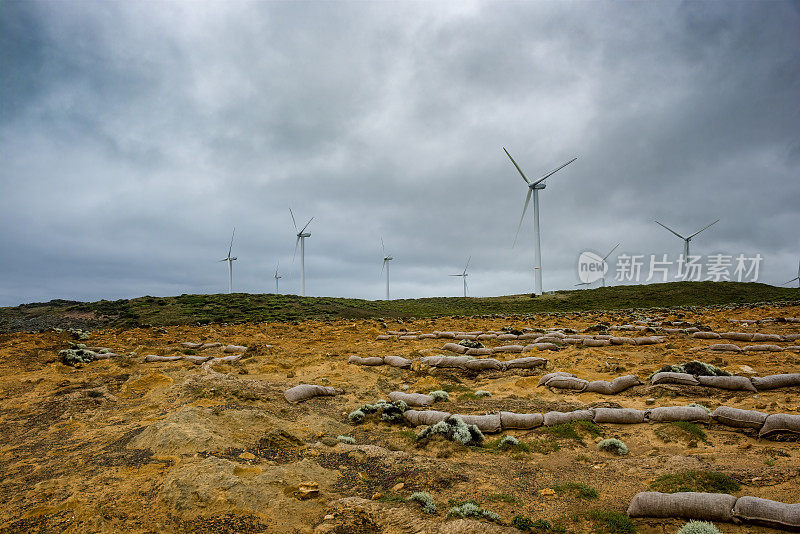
top-left (449, 256), bottom-right (470, 297)
top-left (274, 262), bottom-right (282, 293)
top-left (218, 228), bottom-right (237, 294)
top-left (290, 208), bottom-right (314, 297)
top-left (600, 243), bottom-right (620, 287)
top-left (655, 219), bottom-right (719, 259)
top-left (785, 259), bottom-right (800, 288)
top-left (381, 238), bottom-right (393, 300)
top-left (504, 148), bottom-right (577, 295)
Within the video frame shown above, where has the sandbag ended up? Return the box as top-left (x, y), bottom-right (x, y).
top-left (404, 409), bottom-right (450, 426)
top-left (92, 352), bottom-right (117, 360)
top-left (533, 336), bottom-right (563, 344)
top-left (649, 406), bottom-right (710, 423)
top-left (759, 414), bottom-right (800, 438)
top-left (585, 375), bottom-right (641, 394)
top-left (720, 332), bottom-right (753, 341)
top-left (388, 391), bottom-right (435, 407)
top-left (504, 356), bottom-right (548, 370)
top-left (610, 337), bottom-right (636, 345)
top-left (477, 334), bottom-right (497, 340)
top-left (751, 373), bottom-right (800, 390)
top-left (543, 409), bottom-right (594, 426)
top-left (383, 355), bottom-right (411, 368)
top-left (583, 339), bottom-right (610, 347)
top-left (545, 376), bottom-right (588, 391)
top-left (733, 496), bottom-right (800, 529)
top-left (786, 345), bottom-right (800, 351)
top-left (692, 332), bottom-right (721, 339)
top-left (537, 371), bottom-right (575, 386)
top-left (523, 343), bottom-right (559, 351)
top-left (627, 491), bottom-right (736, 521)
top-left (711, 406), bottom-right (768, 429)
top-left (517, 333), bottom-right (539, 340)
top-left (223, 344), bottom-right (247, 353)
top-left (418, 333), bottom-right (436, 339)
top-left (497, 333), bottom-right (518, 340)
top-left (348, 355), bottom-right (385, 366)
top-left (697, 375), bottom-right (756, 391)
top-left (435, 355), bottom-right (473, 369)
top-left (442, 343), bottom-right (468, 354)
top-left (145, 355), bottom-right (182, 362)
top-left (634, 336), bottom-right (664, 345)
top-left (464, 358), bottom-right (503, 371)
top-left (456, 413), bottom-right (502, 433)
top-left (183, 355), bottom-right (213, 363)
top-left (706, 343), bottom-right (743, 352)
top-left (499, 411), bottom-right (543, 429)
top-left (284, 384), bottom-right (343, 403)
top-left (594, 334), bottom-right (613, 340)
top-left (492, 344), bottom-right (524, 353)
top-left (593, 408), bottom-right (646, 424)
top-left (376, 335), bottom-right (392, 340)
top-left (200, 342), bottom-right (222, 349)
top-left (213, 354), bottom-right (242, 363)
top-left (436, 331), bottom-right (456, 339)
top-left (181, 342), bottom-right (203, 349)
top-left (398, 335), bottom-right (418, 340)
top-left (743, 344), bottom-right (783, 352)
top-left (465, 348), bottom-right (492, 356)
top-left (651, 372), bottom-right (701, 386)
top-left (419, 356), bottom-right (443, 367)
top-left (784, 333), bottom-right (800, 341)
top-left (752, 333), bottom-right (783, 342)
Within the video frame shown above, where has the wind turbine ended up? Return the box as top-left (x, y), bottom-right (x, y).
top-left (381, 238), bottom-right (393, 300)
top-left (655, 219), bottom-right (719, 259)
top-left (785, 260), bottom-right (800, 288)
top-left (218, 228), bottom-right (237, 294)
top-left (290, 208), bottom-right (314, 296)
top-left (449, 257), bottom-right (470, 297)
top-left (274, 262), bottom-right (282, 293)
top-left (599, 243), bottom-right (620, 287)
top-left (504, 148), bottom-right (577, 295)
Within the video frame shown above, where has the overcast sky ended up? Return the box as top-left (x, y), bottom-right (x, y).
top-left (1, 1), bottom-right (798, 306)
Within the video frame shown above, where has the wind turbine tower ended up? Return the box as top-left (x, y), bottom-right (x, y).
top-left (504, 148), bottom-right (577, 295)
top-left (381, 239), bottom-right (393, 300)
top-left (274, 262), bottom-right (282, 294)
top-left (290, 208), bottom-right (314, 297)
top-left (218, 228), bottom-right (237, 294)
top-left (786, 260), bottom-right (800, 288)
top-left (600, 243), bottom-right (620, 287)
top-left (655, 219), bottom-right (719, 258)
top-left (449, 257), bottom-right (470, 297)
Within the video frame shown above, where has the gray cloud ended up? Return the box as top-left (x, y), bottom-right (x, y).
top-left (1, 0), bottom-right (798, 305)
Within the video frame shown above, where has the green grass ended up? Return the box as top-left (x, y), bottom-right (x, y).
top-left (512, 516), bottom-right (565, 532)
top-left (670, 421), bottom-right (709, 443)
top-left (528, 438), bottom-right (561, 454)
top-left (397, 430), bottom-right (417, 443)
top-left (553, 482), bottom-right (599, 500)
top-left (544, 420), bottom-right (603, 441)
top-left (649, 470), bottom-right (740, 494)
top-left (3, 281), bottom-right (797, 331)
top-left (438, 383), bottom-right (472, 393)
top-left (485, 493), bottom-right (519, 504)
top-left (587, 509), bottom-right (636, 533)
top-left (376, 495), bottom-right (405, 503)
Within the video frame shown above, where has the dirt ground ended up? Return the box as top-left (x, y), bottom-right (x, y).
top-left (0, 304), bottom-right (798, 533)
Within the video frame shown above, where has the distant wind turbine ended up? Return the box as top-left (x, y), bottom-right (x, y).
top-left (655, 219), bottom-right (719, 259)
top-left (218, 228), bottom-right (237, 294)
top-left (290, 208), bottom-right (314, 296)
top-left (599, 243), bottom-right (620, 287)
top-left (785, 260), bottom-right (800, 288)
top-left (381, 239), bottom-right (393, 300)
top-left (274, 262), bottom-right (282, 293)
top-left (449, 257), bottom-right (470, 297)
top-left (504, 148), bottom-right (577, 295)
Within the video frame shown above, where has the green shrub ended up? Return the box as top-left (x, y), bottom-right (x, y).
top-left (588, 509), bottom-right (636, 533)
top-left (669, 422), bottom-right (708, 443)
top-left (676, 521), bottom-right (722, 534)
top-left (407, 491), bottom-right (437, 514)
top-left (553, 482), bottom-right (598, 500)
top-left (545, 420), bottom-right (602, 440)
top-left (416, 415), bottom-right (484, 446)
top-left (650, 470), bottom-right (740, 494)
top-left (597, 438), bottom-right (628, 456)
top-left (349, 399), bottom-right (408, 424)
top-left (336, 435), bottom-right (355, 444)
top-left (512, 516), bottom-right (563, 532)
top-left (447, 502), bottom-right (501, 523)
top-left (428, 390), bottom-right (450, 402)
top-left (475, 390), bottom-right (492, 397)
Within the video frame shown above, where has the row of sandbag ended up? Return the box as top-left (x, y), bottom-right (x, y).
top-left (692, 331), bottom-right (800, 342)
top-left (703, 343), bottom-right (800, 353)
top-left (538, 372), bottom-right (642, 394)
top-left (145, 353), bottom-right (244, 364)
top-left (348, 354), bottom-right (548, 372)
top-left (402, 404), bottom-right (800, 438)
top-left (650, 371), bottom-right (800, 391)
top-left (180, 342), bottom-right (249, 352)
top-left (627, 492), bottom-right (799, 530)
top-left (284, 384), bottom-right (344, 403)
top-left (441, 338), bottom-right (664, 356)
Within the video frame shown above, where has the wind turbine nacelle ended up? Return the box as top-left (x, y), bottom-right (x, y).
top-left (532, 183), bottom-right (546, 190)
top-left (385, 256), bottom-right (393, 261)
top-left (230, 257), bottom-right (237, 261)
top-left (299, 232), bottom-right (311, 238)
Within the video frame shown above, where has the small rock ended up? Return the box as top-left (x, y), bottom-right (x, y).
top-left (324, 514), bottom-right (334, 521)
top-left (238, 451), bottom-right (256, 460)
top-left (295, 482), bottom-right (319, 500)
top-left (739, 365), bottom-right (756, 374)
top-left (320, 437), bottom-right (338, 447)
top-left (372, 492), bottom-right (384, 500)
top-left (645, 398), bottom-right (656, 405)
top-left (538, 488), bottom-right (556, 496)
top-left (391, 482), bottom-right (404, 492)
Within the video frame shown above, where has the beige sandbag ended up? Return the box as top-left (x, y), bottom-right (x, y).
top-left (751, 373), bottom-right (800, 390)
top-left (223, 344), bottom-right (247, 353)
top-left (456, 413), bottom-right (502, 433)
top-left (92, 353), bottom-right (117, 360)
top-left (733, 496), bottom-right (800, 529)
top-left (533, 336), bottom-right (563, 344)
top-left (499, 411), bottom-right (543, 429)
top-left (492, 345), bottom-right (524, 353)
top-left (786, 345), bottom-right (800, 351)
top-left (720, 332), bottom-right (753, 341)
top-left (442, 342), bottom-right (468, 354)
top-left (497, 333), bottom-right (518, 340)
top-left (145, 355), bottom-right (182, 362)
top-left (594, 334), bottom-right (613, 340)
top-left (758, 414), bottom-right (800, 438)
top-left (383, 355), bottom-right (411, 368)
top-left (181, 342), bottom-right (203, 349)
top-left (465, 358), bottom-right (503, 371)
top-left (348, 355), bottom-right (385, 366)
top-left (537, 371), bottom-right (575, 386)
top-left (743, 344), bottom-right (783, 352)
top-left (398, 335), bottom-right (418, 340)
top-left (593, 408), bottom-right (646, 424)
top-left (711, 406), bottom-right (768, 429)
top-left (626, 491), bottom-right (736, 521)
top-left (388, 391), bottom-right (435, 407)
top-left (403, 409), bottom-right (450, 426)
top-left (418, 333), bottom-right (437, 339)
top-left (419, 355), bottom-right (443, 366)
top-left (697, 375), bottom-right (756, 392)
top-left (183, 355), bottom-right (213, 363)
top-left (504, 356), bottom-right (548, 370)
top-left (634, 336), bottom-right (664, 345)
top-left (523, 342), bottom-right (559, 351)
top-left (752, 333), bottom-right (783, 342)
top-left (213, 354), bottom-right (242, 363)
top-left (707, 343), bottom-right (743, 352)
top-left (200, 342), bottom-right (222, 349)
top-left (651, 372), bottom-right (700, 386)
top-left (543, 409), bottom-right (594, 426)
top-left (545, 376), bottom-right (588, 391)
top-left (610, 337), bottom-right (636, 345)
top-left (435, 355), bottom-right (473, 369)
top-left (436, 331), bottom-right (456, 339)
top-left (649, 406), bottom-right (710, 423)
top-left (518, 333), bottom-right (539, 340)
top-left (284, 384), bottom-right (343, 403)
top-left (376, 335), bottom-right (392, 340)
top-left (583, 339), bottom-right (610, 347)
top-left (477, 334), bottom-right (497, 340)
top-left (585, 375), bottom-right (641, 394)
top-left (784, 333), bottom-right (800, 341)
top-left (465, 348), bottom-right (493, 356)
top-left (455, 334), bottom-right (477, 340)
top-left (692, 332), bottom-right (721, 339)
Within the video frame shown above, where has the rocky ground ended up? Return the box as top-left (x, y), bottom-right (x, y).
top-left (0, 303), bottom-right (798, 533)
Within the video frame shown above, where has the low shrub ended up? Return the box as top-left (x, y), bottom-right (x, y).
top-left (588, 509), bottom-right (636, 533)
top-left (447, 502), bottom-right (501, 523)
top-left (416, 415), bottom-right (484, 446)
top-left (553, 482), bottom-right (598, 500)
top-left (407, 491), bottom-right (437, 514)
top-left (597, 438), bottom-right (628, 456)
top-left (428, 390), bottom-right (450, 402)
top-left (676, 521), bottom-right (722, 534)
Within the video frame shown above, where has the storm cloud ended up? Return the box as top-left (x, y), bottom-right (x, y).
top-left (1, 1), bottom-right (798, 305)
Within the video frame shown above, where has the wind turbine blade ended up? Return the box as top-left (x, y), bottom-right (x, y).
top-left (228, 228), bottom-right (235, 257)
top-left (602, 243), bottom-right (621, 261)
top-left (300, 217), bottom-right (314, 233)
top-left (289, 208), bottom-right (298, 232)
top-left (688, 219), bottom-right (720, 239)
top-left (502, 147), bottom-right (531, 184)
top-left (531, 157), bottom-right (578, 186)
top-left (381, 258), bottom-right (386, 274)
top-left (512, 189), bottom-right (533, 247)
top-left (449, 274), bottom-right (461, 277)
top-left (463, 256), bottom-right (471, 275)
top-left (293, 236), bottom-right (300, 261)
top-left (655, 220), bottom-right (686, 240)
top-left (381, 238), bottom-right (385, 256)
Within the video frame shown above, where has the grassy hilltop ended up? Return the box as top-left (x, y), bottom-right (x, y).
top-left (1, 281), bottom-right (797, 332)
